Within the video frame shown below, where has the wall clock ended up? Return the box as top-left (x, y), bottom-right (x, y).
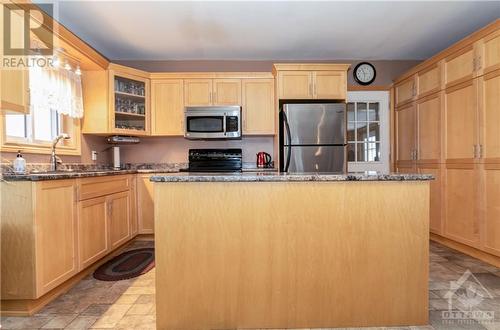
top-left (353, 62), bottom-right (376, 85)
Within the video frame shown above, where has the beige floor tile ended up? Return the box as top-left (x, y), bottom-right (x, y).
top-left (121, 286), bottom-right (155, 295)
top-left (41, 314), bottom-right (78, 328)
top-left (114, 294), bottom-right (140, 304)
top-left (90, 304), bottom-right (132, 329)
top-left (65, 316), bottom-right (98, 329)
top-left (135, 294), bottom-right (155, 304)
top-left (126, 303), bottom-right (154, 315)
top-left (113, 315), bottom-right (156, 330)
top-left (0, 315), bottom-right (52, 329)
top-left (80, 304), bottom-right (112, 317)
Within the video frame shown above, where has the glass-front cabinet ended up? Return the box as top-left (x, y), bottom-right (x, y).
top-left (111, 72), bottom-right (150, 135)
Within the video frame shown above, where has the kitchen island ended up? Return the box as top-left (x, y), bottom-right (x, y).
top-left (151, 172), bottom-right (432, 329)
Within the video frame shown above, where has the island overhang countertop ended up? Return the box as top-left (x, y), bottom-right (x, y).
top-left (150, 171), bottom-right (433, 182)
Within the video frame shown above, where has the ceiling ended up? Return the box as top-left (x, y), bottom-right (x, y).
top-left (39, 1), bottom-right (500, 61)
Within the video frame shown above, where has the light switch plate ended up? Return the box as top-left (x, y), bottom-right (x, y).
top-left (91, 150), bottom-right (97, 161)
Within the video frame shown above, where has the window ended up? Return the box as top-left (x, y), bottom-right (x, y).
top-left (347, 101), bottom-right (381, 162)
top-left (2, 59), bottom-right (83, 155)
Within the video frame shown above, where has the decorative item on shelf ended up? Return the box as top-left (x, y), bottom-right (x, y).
top-left (353, 62), bottom-right (376, 85)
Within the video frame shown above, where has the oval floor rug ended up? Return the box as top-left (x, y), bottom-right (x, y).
top-left (94, 248), bottom-right (155, 281)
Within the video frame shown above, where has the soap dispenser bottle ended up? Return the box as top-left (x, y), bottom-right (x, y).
top-left (13, 150), bottom-right (26, 174)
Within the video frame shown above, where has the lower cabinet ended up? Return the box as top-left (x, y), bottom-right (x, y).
top-left (78, 196), bottom-right (109, 270)
top-left (108, 191), bottom-right (132, 249)
top-left (418, 165), bottom-right (442, 235)
top-left (482, 164), bottom-right (500, 256)
top-left (137, 174), bottom-right (155, 234)
top-left (443, 164), bottom-right (480, 248)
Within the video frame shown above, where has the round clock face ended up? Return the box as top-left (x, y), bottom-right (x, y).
top-left (354, 62), bottom-right (376, 85)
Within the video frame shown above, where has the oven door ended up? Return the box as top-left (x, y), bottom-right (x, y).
top-left (184, 106), bottom-right (241, 139)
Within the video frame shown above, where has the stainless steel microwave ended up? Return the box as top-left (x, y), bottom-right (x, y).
top-left (184, 106), bottom-right (241, 139)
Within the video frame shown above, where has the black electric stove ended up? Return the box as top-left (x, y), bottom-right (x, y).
top-left (182, 149), bottom-right (242, 172)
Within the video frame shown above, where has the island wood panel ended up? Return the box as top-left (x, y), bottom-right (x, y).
top-left (155, 181), bottom-right (429, 329)
top-left (417, 92), bottom-right (442, 163)
top-left (479, 69), bottom-right (500, 163)
top-left (444, 79), bottom-right (478, 164)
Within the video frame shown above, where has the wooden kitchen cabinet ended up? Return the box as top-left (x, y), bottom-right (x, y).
top-left (78, 196), bottom-right (109, 270)
top-left (242, 79), bottom-right (275, 135)
top-left (419, 165), bottom-right (443, 235)
top-left (444, 45), bottom-right (475, 87)
top-left (444, 79), bottom-right (478, 163)
top-left (477, 29), bottom-right (500, 75)
top-left (482, 164), bottom-right (500, 256)
top-left (274, 64), bottom-right (350, 100)
top-left (444, 164), bottom-right (480, 248)
top-left (151, 79), bottom-right (184, 135)
top-left (395, 76), bottom-right (416, 107)
top-left (417, 92), bottom-right (441, 163)
top-left (108, 191), bottom-right (131, 249)
top-left (478, 69), bottom-right (500, 163)
top-left (82, 64), bottom-right (151, 136)
top-left (395, 102), bottom-right (416, 164)
top-left (137, 174), bottom-right (155, 234)
top-left (1, 69), bottom-right (30, 113)
top-left (417, 64), bottom-right (442, 98)
top-left (213, 79), bottom-right (241, 105)
top-left (184, 78), bottom-right (241, 106)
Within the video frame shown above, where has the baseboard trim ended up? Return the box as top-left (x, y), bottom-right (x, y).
top-left (431, 233), bottom-right (500, 268)
top-left (1, 235), bottom-right (146, 316)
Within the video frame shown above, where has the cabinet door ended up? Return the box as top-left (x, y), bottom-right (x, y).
top-left (482, 164), bottom-right (500, 256)
top-left (78, 196), bottom-right (109, 270)
top-left (417, 93), bottom-right (441, 163)
top-left (444, 79), bottom-right (478, 163)
top-left (108, 191), bottom-right (131, 250)
top-left (395, 76), bottom-right (416, 107)
top-left (213, 79), bottom-right (241, 105)
top-left (395, 103), bottom-right (416, 163)
top-left (417, 64), bottom-right (441, 98)
top-left (480, 30), bottom-right (500, 74)
top-left (34, 180), bottom-right (78, 296)
top-left (444, 45), bottom-right (475, 87)
top-left (1, 69), bottom-right (29, 113)
top-left (419, 165), bottom-right (442, 235)
top-left (277, 71), bottom-right (312, 99)
top-left (151, 79), bottom-right (184, 135)
top-left (242, 79), bottom-right (275, 135)
top-left (137, 175), bottom-right (155, 234)
top-left (479, 70), bottom-right (500, 163)
top-left (184, 79), bottom-right (212, 106)
top-left (313, 71), bottom-right (346, 99)
top-left (444, 165), bottom-right (480, 247)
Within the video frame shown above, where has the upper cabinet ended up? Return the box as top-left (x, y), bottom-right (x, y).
top-left (242, 79), bottom-right (275, 135)
top-left (444, 45), bottom-right (476, 88)
top-left (273, 64), bottom-right (350, 100)
top-left (1, 69), bottom-right (30, 114)
top-left (395, 76), bottom-right (416, 107)
top-left (477, 29), bottom-right (500, 75)
top-left (151, 79), bottom-right (184, 136)
top-left (82, 64), bottom-right (150, 136)
top-left (184, 78), bottom-right (241, 106)
top-left (417, 63), bottom-right (442, 99)
top-left (478, 69), bottom-right (500, 163)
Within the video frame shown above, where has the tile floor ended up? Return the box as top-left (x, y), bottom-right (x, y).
top-left (1, 240), bottom-right (500, 330)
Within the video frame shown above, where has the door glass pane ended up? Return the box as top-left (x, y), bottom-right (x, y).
top-left (358, 142), bottom-right (380, 162)
top-left (357, 102), bottom-right (367, 121)
top-left (368, 122), bottom-right (380, 141)
top-left (347, 122), bottom-right (355, 141)
top-left (356, 122), bottom-right (368, 141)
top-left (347, 102), bottom-right (355, 121)
top-left (369, 103), bottom-right (379, 121)
top-left (347, 143), bottom-right (356, 162)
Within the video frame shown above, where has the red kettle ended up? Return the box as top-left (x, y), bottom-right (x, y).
top-left (256, 152), bottom-right (272, 168)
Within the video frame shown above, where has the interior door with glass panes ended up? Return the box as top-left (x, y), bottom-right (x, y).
top-left (347, 91), bottom-right (389, 173)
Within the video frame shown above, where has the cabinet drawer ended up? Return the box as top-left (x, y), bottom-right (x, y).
top-left (78, 175), bottom-right (131, 201)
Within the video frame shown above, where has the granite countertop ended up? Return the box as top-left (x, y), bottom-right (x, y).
top-left (150, 172), bottom-right (433, 182)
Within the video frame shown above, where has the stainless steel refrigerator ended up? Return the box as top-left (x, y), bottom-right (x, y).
top-left (279, 103), bottom-right (346, 173)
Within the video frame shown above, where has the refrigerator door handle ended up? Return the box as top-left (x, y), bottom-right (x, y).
top-left (282, 110), bottom-right (292, 172)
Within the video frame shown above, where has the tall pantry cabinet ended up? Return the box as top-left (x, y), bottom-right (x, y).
top-left (394, 19), bottom-right (500, 260)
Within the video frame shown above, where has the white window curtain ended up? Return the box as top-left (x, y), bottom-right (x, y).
top-left (29, 60), bottom-right (84, 119)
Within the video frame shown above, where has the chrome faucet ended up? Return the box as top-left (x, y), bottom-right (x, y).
top-left (50, 133), bottom-right (70, 171)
